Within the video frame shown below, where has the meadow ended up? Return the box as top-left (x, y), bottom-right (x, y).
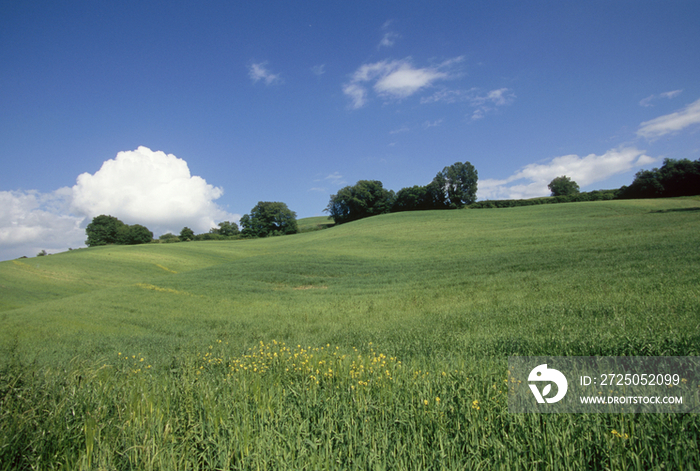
top-left (1, 198), bottom-right (699, 469)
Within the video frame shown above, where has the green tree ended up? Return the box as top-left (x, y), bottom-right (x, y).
top-left (179, 227), bottom-right (195, 241)
top-left (216, 220), bottom-right (240, 237)
top-left (122, 224), bottom-right (153, 245)
top-left (656, 158), bottom-right (700, 197)
top-left (434, 161), bottom-right (478, 208)
top-left (617, 158), bottom-right (700, 199)
top-left (85, 215), bottom-right (127, 247)
top-left (159, 233), bottom-right (179, 243)
top-left (326, 180), bottom-right (395, 224)
top-left (548, 176), bottom-right (580, 197)
top-left (393, 185), bottom-right (431, 212)
top-left (240, 202), bottom-right (298, 237)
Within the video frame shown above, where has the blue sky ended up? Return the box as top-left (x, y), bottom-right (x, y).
top-left (1, 1), bottom-right (699, 260)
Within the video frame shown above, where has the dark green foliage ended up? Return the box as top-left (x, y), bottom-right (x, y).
top-left (548, 175), bottom-right (580, 196)
top-left (436, 161), bottom-right (478, 208)
top-left (118, 224), bottom-right (153, 245)
top-left (85, 215), bottom-right (127, 246)
top-left (179, 227), bottom-right (195, 241)
top-left (240, 201), bottom-right (298, 237)
top-left (194, 232), bottom-right (227, 241)
top-left (215, 220), bottom-right (239, 236)
top-left (618, 158), bottom-right (700, 199)
top-left (392, 161), bottom-right (478, 213)
top-left (392, 185), bottom-right (432, 212)
top-left (469, 190), bottom-right (617, 209)
top-left (86, 215), bottom-right (154, 246)
top-left (158, 233), bottom-right (179, 242)
top-left (326, 180), bottom-right (396, 224)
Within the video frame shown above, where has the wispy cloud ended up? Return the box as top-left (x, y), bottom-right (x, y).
top-left (378, 31), bottom-right (400, 48)
top-left (390, 125), bottom-right (411, 134)
top-left (423, 119), bottom-right (443, 129)
top-left (324, 172), bottom-right (346, 185)
top-left (311, 64), bottom-right (326, 76)
top-left (478, 147), bottom-right (656, 200)
top-left (248, 62), bottom-right (283, 85)
top-left (343, 57), bottom-right (463, 109)
top-left (378, 20), bottom-right (400, 48)
top-left (639, 89), bottom-right (683, 107)
top-left (637, 97), bottom-right (700, 140)
top-left (310, 172), bottom-right (347, 193)
top-left (422, 87), bottom-right (515, 120)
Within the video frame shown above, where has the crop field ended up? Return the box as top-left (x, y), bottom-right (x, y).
top-left (1, 198), bottom-right (700, 469)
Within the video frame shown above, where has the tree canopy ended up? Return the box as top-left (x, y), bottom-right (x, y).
top-left (548, 176), bottom-right (580, 197)
top-left (179, 227), bottom-right (195, 241)
top-left (215, 221), bottom-right (240, 237)
top-left (391, 161), bottom-right (478, 213)
top-left (85, 215), bottom-right (153, 246)
top-left (325, 180), bottom-right (395, 224)
top-left (618, 158), bottom-right (700, 199)
top-left (435, 161), bottom-right (478, 208)
top-left (240, 202), bottom-right (298, 237)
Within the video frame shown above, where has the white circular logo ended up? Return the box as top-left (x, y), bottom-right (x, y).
top-left (528, 364), bottom-right (568, 404)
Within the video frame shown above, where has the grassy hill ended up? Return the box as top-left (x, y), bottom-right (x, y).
top-left (1, 198), bottom-right (700, 469)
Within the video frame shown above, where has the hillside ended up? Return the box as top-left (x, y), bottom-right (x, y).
top-left (2, 197), bottom-right (699, 366)
top-left (2, 198), bottom-right (700, 469)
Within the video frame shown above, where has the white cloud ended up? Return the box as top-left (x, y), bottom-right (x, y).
top-left (423, 119), bottom-right (443, 129)
top-left (378, 20), bottom-right (399, 48)
top-left (71, 147), bottom-right (235, 236)
top-left (478, 147), bottom-right (656, 200)
top-left (378, 32), bottom-right (400, 48)
top-left (639, 89), bottom-right (683, 107)
top-left (0, 147), bottom-right (239, 261)
top-left (637, 98), bottom-right (700, 139)
top-left (309, 172), bottom-right (346, 193)
top-left (421, 86), bottom-right (515, 119)
top-left (0, 189), bottom-right (85, 260)
top-left (390, 125), bottom-right (410, 134)
top-left (248, 62), bottom-right (282, 85)
top-left (311, 64), bottom-right (326, 76)
top-left (324, 172), bottom-right (346, 185)
top-left (344, 57), bottom-right (462, 109)
top-left (343, 83), bottom-right (367, 109)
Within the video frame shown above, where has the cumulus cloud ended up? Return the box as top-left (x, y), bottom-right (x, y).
top-left (478, 147), bottom-right (657, 200)
top-left (70, 147), bottom-right (235, 235)
top-left (0, 147), bottom-right (238, 261)
top-left (248, 62), bottom-right (282, 85)
top-left (639, 89), bottom-right (683, 107)
top-left (637, 98), bottom-right (700, 140)
top-left (343, 57), bottom-right (462, 108)
top-left (0, 189), bottom-right (84, 260)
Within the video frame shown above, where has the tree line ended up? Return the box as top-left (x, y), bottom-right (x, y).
top-left (85, 202), bottom-right (298, 247)
top-left (83, 157), bottom-right (698, 247)
top-left (326, 161), bottom-right (478, 224)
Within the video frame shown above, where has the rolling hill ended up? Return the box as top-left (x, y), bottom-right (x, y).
top-left (1, 198), bottom-right (699, 469)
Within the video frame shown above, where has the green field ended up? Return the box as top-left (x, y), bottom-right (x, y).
top-left (1, 198), bottom-right (700, 469)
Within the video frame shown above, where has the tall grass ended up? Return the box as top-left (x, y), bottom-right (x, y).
top-left (1, 198), bottom-right (700, 468)
top-left (3, 340), bottom-right (698, 470)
